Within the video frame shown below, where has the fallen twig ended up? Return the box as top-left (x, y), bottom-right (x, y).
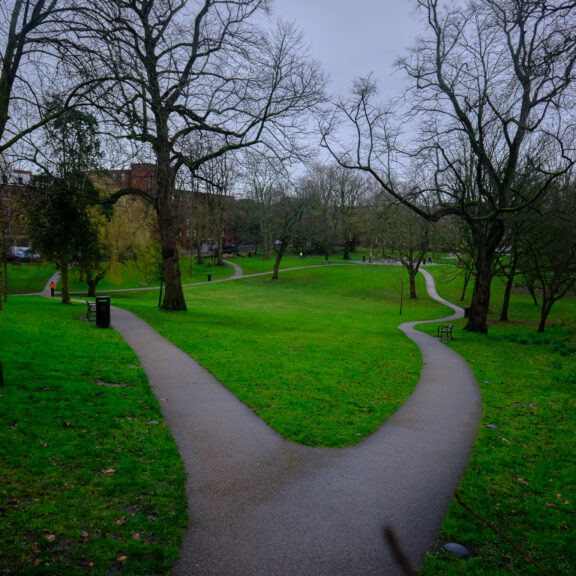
top-left (383, 526), bottom-right (418, 576)
top-left (455, 491), bottom-right (552, 576)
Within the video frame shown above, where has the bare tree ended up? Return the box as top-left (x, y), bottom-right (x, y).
top-left (0, 0), bottom-right (77, 152)
top-left (381, 202), bottom-right (433, 299)
top-left (244, 152), bottom-right (287, 259)
top-left (517, 179), bottom-right (576, 332)
top-left (195, 153), bottom-right (237, 267)
top-left (322, 0), bottom-right (576, 332)
top-left (299, 163), bottom-right (351, 260)
top-left (331, 165), bottom-right (366, 260)
top-left (268, 182), bottom-right (305, 279)
top-left (67, 0), bottom-right (324, 310)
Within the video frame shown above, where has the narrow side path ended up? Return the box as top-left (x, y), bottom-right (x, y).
top-left (111, 268), bottom-right (482, 576)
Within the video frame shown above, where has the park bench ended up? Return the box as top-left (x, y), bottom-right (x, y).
top-left (86, 300), bottom-right (97, 321)
top-left (437, 323), bottom-right (454, 341)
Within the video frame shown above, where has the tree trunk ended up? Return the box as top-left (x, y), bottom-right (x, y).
top-left (466, 251), bottom-right (494, 333)
top-left (500, 253), bottom-right (518, 321)
top-left (217, 235), bottom-right (224, 267)
top-left (262, 220), bottom-right (271, 259)
top-left (272, 240), bottom-right (287, 280)
top-left (159, 216), bottom-right (186, 311)
top-left (1, 257), bottom-right (4, 309)
top-left (460, 268), bottom-right (472, 301)
top-left (156, 162), bottom-right (186, 311)
top-left (60, 260), bottom-right (71, 304)
top-left (500, 278), bottom-right (512, 322)
top-left (85, 266), bottom-right (107, 298)
top-left (0, 226), bottom-right (4, 309)
top-left (525, 278), bottom-right (539, 306)
top-left (538, 298), bottom-right (555, 333)
top-left (343, 237), bottom-right (351, 260)
top-left (409, 269), bottom-right (418, 299)
top-left (465, 221), bottom-right (503, 333)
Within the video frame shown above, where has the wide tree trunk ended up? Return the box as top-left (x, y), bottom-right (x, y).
top-left (467, 261), bottom-right (492, 332)
top-left (156, 176), bottom-right (187, 311)
top-left (465, 221), bottom-right (504, 333)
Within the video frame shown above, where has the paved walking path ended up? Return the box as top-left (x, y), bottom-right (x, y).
top-left (105, 267), bottom-right (481, 575)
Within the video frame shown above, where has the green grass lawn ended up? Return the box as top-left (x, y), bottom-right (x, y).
top-left (0, 297), bottom-right (187, 575)
top-left (113, 264), bottom-right (449, 447)
top-left (229, 252), bottom-right (364, 276)
top-left (2, 260), bottom-right (574, 575)
top-left (3, 262), bottom-right (57, 294)
top-left (417, 266), bottom-right (575, 576)
top-left (66, 256), bottom-right (235, 294)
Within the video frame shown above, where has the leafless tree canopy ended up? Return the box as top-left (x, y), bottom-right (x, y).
top-left (324, 0), bottom-right (576, 215)
top-left (403, 0), bottom-right (576, 213)
top-left (62, 0), bottom-right (324, 172)
top-left (0, 0), bottom-right (82, 153)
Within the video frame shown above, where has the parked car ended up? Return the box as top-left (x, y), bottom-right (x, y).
top-left (5, 246), bottom-right (40, 262)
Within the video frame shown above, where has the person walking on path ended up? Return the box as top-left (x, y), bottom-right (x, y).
top-left (110, 267), bottom-right (482, 576)
top-left (49, 281), bottom-right (55, 297)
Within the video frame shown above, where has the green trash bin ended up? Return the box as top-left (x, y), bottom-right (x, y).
top-left (96, 296), bottom-right (111, 328)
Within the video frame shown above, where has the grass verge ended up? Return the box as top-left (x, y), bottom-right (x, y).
top-left (418, 267), bottom-right (575, 576)
top-left (0, 297), bottom-right (187, 575)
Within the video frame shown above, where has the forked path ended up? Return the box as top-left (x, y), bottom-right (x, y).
top-left (111, 267), bottom-right (482, 575)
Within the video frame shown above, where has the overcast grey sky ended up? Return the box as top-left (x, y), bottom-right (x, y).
top-left (270, 1), bottom-right (425, 100)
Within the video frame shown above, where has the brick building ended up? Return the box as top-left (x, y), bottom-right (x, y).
top-left (108, 163), bottom-right (235, 254)
top-left (1, 156), bottom-right (34, 253)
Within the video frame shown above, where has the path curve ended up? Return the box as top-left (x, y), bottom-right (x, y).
top-left (110, 267), bottom-right (482, 575)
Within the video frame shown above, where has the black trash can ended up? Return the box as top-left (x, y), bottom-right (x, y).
top-left (96, 296), bottom-right (111, 328)
top-left (464, 306), bottom-right (470, 318)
